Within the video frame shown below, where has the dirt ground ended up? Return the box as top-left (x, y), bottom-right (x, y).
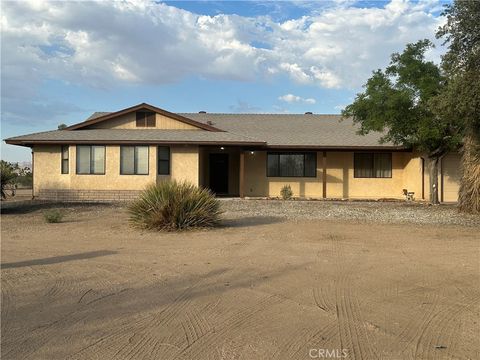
top-left (1, 203), bottom-right (479, 360)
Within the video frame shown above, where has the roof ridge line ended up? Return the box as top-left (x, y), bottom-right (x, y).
top-left (180, 112), bottom-right (344, 116)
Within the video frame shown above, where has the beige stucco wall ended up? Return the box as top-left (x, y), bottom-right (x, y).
top-left (401, 153), bottom-right (424, 199)
top-left (86, 112), bottom-right (201, 130)
top-left (244, 151), bottom-right (324, 198)
top-left (170, 146), bottom-right (199, 186)
top-left (442, 153), bottom-right (461, 202)
top-left (33, 145), bottom-right (72, 194)
top-left (322, 151), bottom-right (408, 199)
top-left (244, 151), bottom-right (425, 200)
top-left (33, 145), bottom-right (460, 202)
top-left (33, 145), bottom-right (199, 194)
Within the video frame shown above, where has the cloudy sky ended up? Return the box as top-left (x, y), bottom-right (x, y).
top-left (1, 0), bottom-right (448, 162)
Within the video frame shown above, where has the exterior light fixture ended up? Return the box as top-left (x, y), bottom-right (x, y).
top-left (250, 151), bottom-right (254, 155)
top-left (220, 147), bottom-right (225, 150)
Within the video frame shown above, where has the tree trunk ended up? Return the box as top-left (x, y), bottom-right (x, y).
top-left (458, 133), bottom-right (480, 213)
top-left (428, 155), bottom-right (441, 205)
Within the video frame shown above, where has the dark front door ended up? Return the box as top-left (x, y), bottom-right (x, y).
top-left (209, 153), bottom-right (229, 195)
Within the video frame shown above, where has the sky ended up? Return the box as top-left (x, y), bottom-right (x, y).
top-left (1, 0), bottom-right (449, 162)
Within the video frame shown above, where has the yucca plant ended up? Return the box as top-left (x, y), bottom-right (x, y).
top-left (129, 181), bottom-right (222, 231)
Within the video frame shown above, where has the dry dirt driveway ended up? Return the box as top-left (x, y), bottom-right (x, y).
top-left (1, 204), bottom-right (479, 360)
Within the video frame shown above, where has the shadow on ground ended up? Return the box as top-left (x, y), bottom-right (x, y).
top-left (1, 250), bottom-right (117, 269)
top-left (0, 202), bottom-right (115, 215)
top-left (220, 216), bottom-right (284, 228)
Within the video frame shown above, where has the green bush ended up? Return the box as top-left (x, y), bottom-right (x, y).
top-left (128, 181), bottom-right (222, 231)
top-left (44, 209), bottom-right (64, 223)
top-left (280, 184), bottom-right (293, 200)
top-left (1, 161), bottom-right (17, 199)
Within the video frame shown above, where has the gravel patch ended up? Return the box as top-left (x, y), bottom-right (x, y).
top-left (2, 198), bottom-right (478, 227)
top-left (220, 199), bottom-right (480, 227)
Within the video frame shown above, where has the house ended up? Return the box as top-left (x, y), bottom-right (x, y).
top-left (5, 103), bottom-right (461, 202)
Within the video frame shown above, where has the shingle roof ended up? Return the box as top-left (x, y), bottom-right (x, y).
top-left (86, 112), bottom-right (111, 120)
top-left (5, 129), bottom-right (264, 145)
top-left (5, 108), bottom-right (402, 149)
top-left (179, 113), bottom-right (395, 148)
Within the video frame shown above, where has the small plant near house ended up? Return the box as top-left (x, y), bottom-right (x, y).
top-left (128, 181), bottom-right (222, 231)
top-left (280, 184), bottom-right (293, 200)
top-left (43, 209), bottom-right (64, 223)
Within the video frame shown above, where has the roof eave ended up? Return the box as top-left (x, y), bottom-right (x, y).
top-left (5, 139), bottom-right (408, 151)
top-left (266, 145), bottom-right (409, 151)
top-left (5, 139), bottom-right (267, 146)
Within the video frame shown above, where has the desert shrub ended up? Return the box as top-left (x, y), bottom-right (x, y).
top-left (280, 184), bottom-right (293, 200)
top-left (1, 161), bottom-right (17, 199)
top-left (128, 181), bottom-right (222, 231)
top-left (44, 209), bottom-right (64, 223)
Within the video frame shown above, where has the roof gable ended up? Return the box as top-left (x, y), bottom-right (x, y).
top-left (65, 103), bottom-right (222, 132)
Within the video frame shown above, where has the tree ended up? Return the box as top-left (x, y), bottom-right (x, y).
top-left (342, 40), bottom-right (462, 204)
top-left (58, 123), bottom-right (67, 130)
top-left (0, 161), bottom-right (18, 199)
top-left (435, 0), bottom-right (480, 213)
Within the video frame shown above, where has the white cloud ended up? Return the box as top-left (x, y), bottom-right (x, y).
top-left (1, 0), bottom-right (445, 123)
top-left (278, 94), bottom-right (316, 104)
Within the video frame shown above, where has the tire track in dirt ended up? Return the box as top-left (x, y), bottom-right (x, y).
top-left (271, 327), bottom-right (313, 359)
top-left (270, 285), bottom-right (340, 360)
top-left (413, 295), bottom-right (480, 360)
top-left (271, 320), bottom-right (341, 360)
top-left (3, 282), bottom-right (133, 360)
top-left (313, 286), bottom-right (336, 313)
top-left (330, 235), bottom-right (379, 360)
top-left (1, 275), bottom-right (16, 341)
top-left (394, 292), bottom-right (441, 354)
top-left (2, 308), bottom-right (91, 360)
top-left (68, 270), bottom-right (227, 360)
top-left (291, 322), bottom-right (340, 360)
top-left (172, 294), bottom-right (285, 360)
top-left (182, 309), bottom-right (212, 347)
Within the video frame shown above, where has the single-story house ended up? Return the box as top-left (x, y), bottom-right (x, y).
top-left (5, 103), bottom-right (461, 202)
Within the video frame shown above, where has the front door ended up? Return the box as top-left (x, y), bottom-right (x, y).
top-left (209, 153), bottom-right (229, 195)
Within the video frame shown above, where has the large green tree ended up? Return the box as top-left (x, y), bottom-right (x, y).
top-left (435, 0), bottom-right (480, 213)
top-left (342, 40), bottom-right (462, 204)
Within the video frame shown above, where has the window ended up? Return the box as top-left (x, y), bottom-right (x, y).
top-left (136, 111), bottom-right (156, 127)
top-left (61, 145), bottom-right (69, 174)
top-left (354, 152), bottom-right (392, 178)
top-left (267, 152), bottom-right (316, 177)
top-left (120, 146), bottom-right (149, 175)
top-left (76, 145), bottom-right (105, 174)
top-left (158, 146), bottom-right (170, 175)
